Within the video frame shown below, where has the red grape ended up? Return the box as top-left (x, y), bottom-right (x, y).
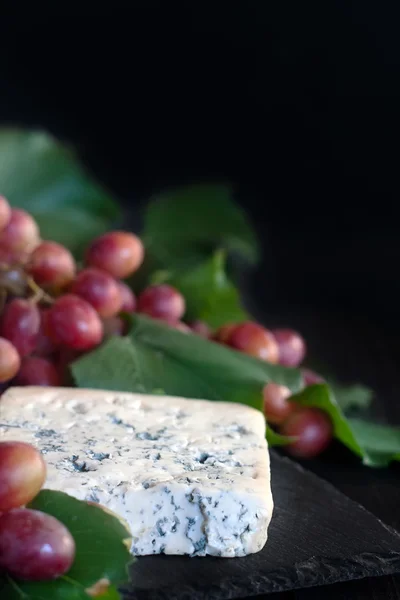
top-left (0, 243), bottom-right (16, 266)
top-left (301, 368), bottom-right (326, 387)
top-left (0, 298), bottom-right (40, 357)
top-left (15, 356), bottom-right (61, 387)
top-left (0, 441), bottom-right (46, 511)
top-left (0, 509), bottom-right (75, 581)
top-left (272, 328), bottom-right (306, 367)
top-left (28, 241), bottom-right (76, 289)
top-left (213, 323), bottom-right (237, 344)
top-left (103, 315), bottom-right (125, 336)
top-left (35, 310), bottom-right (58, 357)
top-left (190, 320), bottom-right (211, 338)
top-left (137, 284), bottom-right (185, 321)
top-left (280, 407), bottom-right (333, 458)
top-left (46, 294), bottom-right (103, 350)
top-left (263, 382), bottom-right (294, 425)
top-left (85, 231), bottom-right (144, 279)
top-left (0, 195), bottom-right (11, 231)
top-left (0, 337), bottom-right (20, 382)
top-left (0, 208), bottom-right (40, 251)
top-left (228, 322), bottom-right (280, 363)
top-left (118, 281), bottom-right (136, 312)
top-left (70, 268), bottom-right (122, 318)
top-left (0, 244), bottom-right (29, 268)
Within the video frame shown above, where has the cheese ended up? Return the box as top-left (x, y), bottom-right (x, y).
top-left (0, 387), bottom-right (273, 557)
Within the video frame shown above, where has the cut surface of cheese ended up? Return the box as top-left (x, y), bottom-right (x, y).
top-left (0, 386), bottom-right (273, 557)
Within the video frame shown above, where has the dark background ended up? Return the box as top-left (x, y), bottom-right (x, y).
top-left (1, 6), bottom-right (400, 599)
top-left (1, 6), bottom-right (399, 325)
top-left (1, 5), bottom-right (400, 410)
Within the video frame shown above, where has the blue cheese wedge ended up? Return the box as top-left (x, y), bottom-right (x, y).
top-left (0, 386), bottom-right (273, 557)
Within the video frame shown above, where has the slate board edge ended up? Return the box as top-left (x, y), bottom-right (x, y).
top-left (122, 551), bottom-right (400, 600)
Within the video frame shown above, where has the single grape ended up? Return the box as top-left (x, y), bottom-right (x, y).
top-left (272, 328), bottom-right (306, 367)
top-left (137, 284), bottom-right (185, 321)
top-left (0, 244), bottom-right (29, 265)
top-left (118, 281), bottom-right (136, 312)
top-left (0, 243), bottom-right (16, 266)
top-left (263, 382), bottom-right (294, 425)
top-left (213, 323), bottom-right (237, 344)
top-left (35, 310), bottom-right (58, 357)
top-left (190, 320), bottom-right (211, 338)
top-left (28, 241), bottom-right (76, 289)
top-left (279, 407), bottom-right (333, 458)
top-left (301, 368), bottom-right (325, 387)
top-left (0, 195), bottom-right (11, 231)
top-left (70, 267), bottom-right (122, 318)
top-left (0, 441), bottom-right (46, 511)
top-left (0, 298), bottom-right (40, 357)
top-left (228, 322), bottom-right (280, 363)
top-left (46, 294), bottom-right (103, 350)
top-left (0, 508), bottom-right (75, 581)
top-left (15, 356), bottom-right (61, 387)
top-left (0, 208), bottom-right (40, 252)
top-left (103, 315), bottom-right (125, 336)
top-left (0, 337), bottom-right (20, 383)
top-left (85, 231), bottom-right (144, 279)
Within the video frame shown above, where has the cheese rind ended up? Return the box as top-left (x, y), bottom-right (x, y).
top-left (0, 387), bottom-right (273, 557)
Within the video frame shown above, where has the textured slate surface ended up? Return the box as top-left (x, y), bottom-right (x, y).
top-left (123, 452), bottom-right (400, 599)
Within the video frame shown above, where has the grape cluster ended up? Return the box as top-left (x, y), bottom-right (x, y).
top-left (0, 194), bottom-right (332, 458)
top-left (214, 323), bottom-right (333, 458)
top-left (0, 195), bottom-right (145, 387)
top-left (0, 441), bottom-right (75, 581)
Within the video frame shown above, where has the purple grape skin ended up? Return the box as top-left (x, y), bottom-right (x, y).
top-left (0, 508), bottom-right (75, 581)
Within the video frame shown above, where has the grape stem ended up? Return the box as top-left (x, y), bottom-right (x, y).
top-left (26, 277), bottom-right (54, 306)
top-left (0, 264), bottom-right (54, 313)
top-left (0, 289), bottom-right (6, 313)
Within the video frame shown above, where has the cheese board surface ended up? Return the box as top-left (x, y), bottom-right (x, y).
top-left (1, 388), bottom-right (400, 599)
top-left (125, 452), bottom-right (400, 599)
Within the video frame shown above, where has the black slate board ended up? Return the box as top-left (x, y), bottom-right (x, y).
top-left (123, 452), bottom-right (400, 599)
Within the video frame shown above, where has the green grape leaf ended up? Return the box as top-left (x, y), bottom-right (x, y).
top-left (151, 250), bottom-right (249, 328)
top-left (266, 424), bottom-right (295, 446)
top-left (142, 183), bottom-right (260, 271)
top-left (72, 314), bottom-right (302, 411)
top-left (70, 336), bottom-right (144, 393)
top-left (0, 490), bottom-right (132, 599)
top-left (0, 128), bottom-right (120, 255)
top-left (329, 382), bottom-right (373, 412)
top-left (346, 418), bottom-right (400, 467)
